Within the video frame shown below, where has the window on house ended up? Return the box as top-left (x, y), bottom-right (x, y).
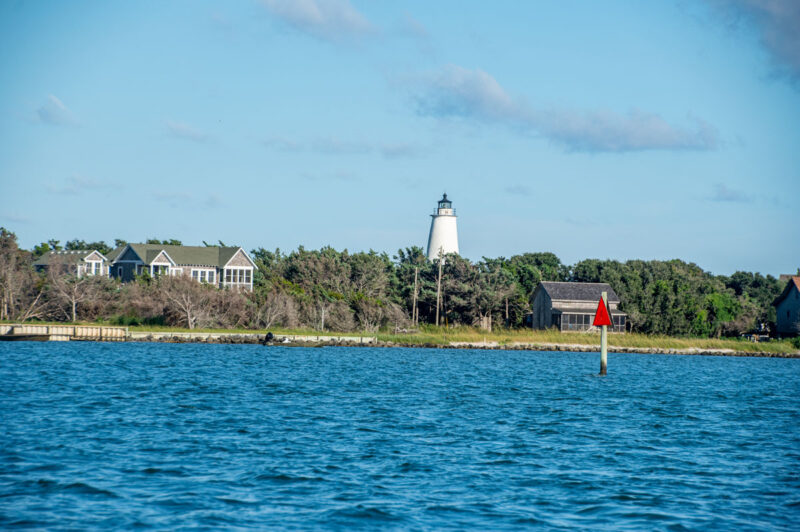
top-left (117, 267), bottom-right (123, 278)
top-left (193, 270), bottom-right (211, 283)
top-left (223, 268), bottom-right (252, 285)
top-left (208, 271), bottom-right (215, 284)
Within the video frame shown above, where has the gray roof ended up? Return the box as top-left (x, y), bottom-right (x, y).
top-left (108, 244), bottom-right (252, 268)
top-left (33, 250), bottom-right (105, 266)
top-left (539, 282), bottom-right (621, 303)
top-left (551, 306), bottom-right (626, 316)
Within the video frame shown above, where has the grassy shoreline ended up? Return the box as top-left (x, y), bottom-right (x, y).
top-left (4, 321), bottom-right (797, 355)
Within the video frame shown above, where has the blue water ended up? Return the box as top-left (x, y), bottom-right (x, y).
top-left (1, 343), bottom-right (798, 530)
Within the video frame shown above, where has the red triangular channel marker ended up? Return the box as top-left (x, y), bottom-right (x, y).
top-left (592, 298), bottom-right (612, 327)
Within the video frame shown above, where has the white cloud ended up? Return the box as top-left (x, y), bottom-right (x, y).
top-left (261, 0), bottom-right (373, 42)
top-left (415, 65), bottom-right (519, 122)
top-left (36, 95), bottom-right (76, 126)
top-left (413, 65), bottom-right (719, 152)
top-left (707, 0), bottom-right (800, 85)
top-left (166, 121), bottom-right (209, 143)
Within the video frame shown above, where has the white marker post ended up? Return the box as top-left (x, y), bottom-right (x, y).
top-left (600, 291), bottom-right (608, 376)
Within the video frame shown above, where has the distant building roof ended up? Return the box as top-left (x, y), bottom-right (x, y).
top-left (33, 249), bottom-right (105, 266)
top-left (107, 243), bottom-right (251, 269)
top-left (538, 281), bottom-right (621, 303)
top-left (773, 276), bottom-right (800, 307)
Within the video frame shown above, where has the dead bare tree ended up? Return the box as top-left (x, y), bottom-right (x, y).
top-left (46, 257), bottom-right (104, 322)
top-left (248, 288), bottom-right (297, 329)
top-left (0, 227), bottom-right (43, 321)
top-left (159, 276), bottom-right (215, 329)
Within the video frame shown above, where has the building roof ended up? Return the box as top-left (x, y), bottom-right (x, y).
top-left (33, 249), bottom-right (104, 266)
top-left (551, 306), bottom-right (626, 316)
top-left (108, 243), bottom-right (253, 268)
top-left (773, 276), bottom-right (800, 307)
top-left (538, 281), bottom-right (621, 303)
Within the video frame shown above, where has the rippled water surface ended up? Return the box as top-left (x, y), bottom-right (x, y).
top-left (1, 342), bottom-right (799, 529)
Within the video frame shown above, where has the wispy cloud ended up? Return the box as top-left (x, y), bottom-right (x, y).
top-left (0, 212), bottom-right (31, 224)
top-left (301, 170), bottom-right (360, 182)
top-left (153, 191), bottom-right (192, 202)
top-left (210, 12), bottom-right (234, 37)
top-left (397, 12), bottom-right (434, 55)
top-left (706, 0), bottom-right (800, 86)
top-left (263, 136), bottom-right (425, 159)
top-left (262, 137), bottom-right (304, 152)
top-left (399, 13), bottom-right (429, 41)
top-left (261, 0), bottom-right (373, 42)
top-left (152, 191), bottom-right (193, 209)
top-left (166, 120), bottom-right (210, 143)
top-left (48, 175), bottom-right (113, 195)
top-left (709, 183), bottom-right (751, 202)
top-left (311, 137), bottom-right (372, 154)
top-left (412, 65), bottom-right (719, 152)
top-left (36, 95), bottom-right (76, 126)
top-left (505, 184), bottom-right (532, 196)
top-left (204, 194), bottom-right (224, 208)
top-left (380, 143), bottom-right (422, 159)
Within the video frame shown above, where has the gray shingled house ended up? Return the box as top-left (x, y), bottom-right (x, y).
top-left (773, 276), bottom-right (800, 337)
top-left (106, 243), bottom-right (256, 290)
top-left (33, 249), bottom-right (109, 277)
top-left (529, 281), bottom-right (627, 332)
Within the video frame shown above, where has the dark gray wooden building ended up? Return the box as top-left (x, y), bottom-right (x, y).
top-left (773, 276), bottom-right (800, 337)
top-left (529, 282), bottom-right (627, 332)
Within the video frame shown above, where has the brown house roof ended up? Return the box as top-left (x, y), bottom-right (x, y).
top-left (773, 276), bottom-right (800, 307)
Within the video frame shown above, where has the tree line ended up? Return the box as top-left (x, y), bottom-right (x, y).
top-left (0, 227), bottom-right (791, 336)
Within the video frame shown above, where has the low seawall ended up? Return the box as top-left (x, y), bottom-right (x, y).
top-left (0, 324), bottom-right (127, 342)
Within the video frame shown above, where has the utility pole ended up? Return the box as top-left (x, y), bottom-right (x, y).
top-left (412, 266), bottom-right (419, 326)
top-left (435, 251), bottom-right (443, 327)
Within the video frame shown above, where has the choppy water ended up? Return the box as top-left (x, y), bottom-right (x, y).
top-left (1, 342), bottom-right (798, 529)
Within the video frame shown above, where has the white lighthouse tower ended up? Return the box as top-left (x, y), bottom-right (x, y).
top-left (426, 193), bottom-right (459, 260)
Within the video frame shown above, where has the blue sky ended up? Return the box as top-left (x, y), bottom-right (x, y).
top-left (0, 0), bottom-right (798, 276)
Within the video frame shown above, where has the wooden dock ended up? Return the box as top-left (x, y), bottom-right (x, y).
top-left (0, 324), bottom-right (128, 342)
